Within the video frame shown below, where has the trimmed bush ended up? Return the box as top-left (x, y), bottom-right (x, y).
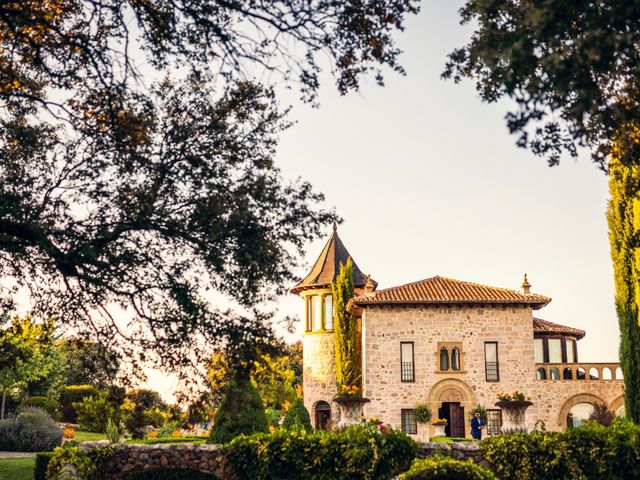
top-left (282, 399), bottom-right (311, 431)
top-left (20, 396), bottom-right (59, 419)
top-left (124, 468), bottom-right (216, 480)
top-left (400, 457), bottom-right (496, 480)
top-left (208, 377), bottom-right (268, 444)
top-left (482, 420), bottom-right (640, 480)
top-left (59, 385), bottom-right (100, 422)
top-left (75, 394), bottom-right (121, 433)
top-left (226, 423), bottom-right (417, 480)
top-left (34, 452), bottom-right (54, 480)
top-left (0, 407), bottom-right (62, 452)
top-left (47, 444), bottom-right (114, 480)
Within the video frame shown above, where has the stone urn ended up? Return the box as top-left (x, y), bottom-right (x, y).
top-left (333, 396), bottom-right (370, 429)
top-left (432, 422), bottom-right (447, 437)
top-left (495, 400), bottom-right (533, 434)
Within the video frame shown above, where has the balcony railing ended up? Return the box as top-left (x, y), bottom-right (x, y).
top-left (535, 362), bottom-right (622, 381)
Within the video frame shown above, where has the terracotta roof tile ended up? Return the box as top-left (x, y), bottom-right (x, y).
top-left (533, 317), bottom-right (585, 339)
top-left (291, 225), bottom-right (372, 294)
top-left (353, 276), bottom-right (551, 309)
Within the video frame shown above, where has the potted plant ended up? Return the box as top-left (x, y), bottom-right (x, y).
top-left (432, 418), bottom-right (448, 437)
top-left (333, 384), bottom-right (370, 428)
top-left (414, 402), bottom-right (432, 442)
top-left (495, 391), bottom-right (533, 434)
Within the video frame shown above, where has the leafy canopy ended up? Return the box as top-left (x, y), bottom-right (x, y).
top-left (444, 1), bottom-right (640, 170)
top-left (0, 0), bottom-right (419, 377)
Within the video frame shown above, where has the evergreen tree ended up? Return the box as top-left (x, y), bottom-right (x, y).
top-left (208, 376), bottom-right (268, 444)
top-left (332, 258), bottom-right (360, 390)
top-left (282, 399), bottom-right (311, 432)
top-left (607, 155), bottom-right (640, 423)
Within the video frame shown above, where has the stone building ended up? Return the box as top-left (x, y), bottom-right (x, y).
top-left (292, 226), bottom-right (624, 439)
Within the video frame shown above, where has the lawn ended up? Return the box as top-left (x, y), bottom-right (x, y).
top-left (74, 430), bottom-right (107, 442)
top-left (0, 457), bottom-right (35, 480)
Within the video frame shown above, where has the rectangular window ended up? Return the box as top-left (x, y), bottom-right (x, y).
top-left (306, 297), bottom-right (313, 331)
top-left (400, 342), bottom-right (415, 382)
top-left (548, 338), bottom-right (562, 363)
top-left (486, 409), bottom-right (502, 436)
top-left (323, 295), bottom-right (334, 330)
top-left (401, 409), bottom-right (417, 435)
top-left (312, 295), bottom-right (322, 331)
top-left (484, 342), bottom-right (499, 381)
top-left (534, 338), bottom-right (544, 363)
top-left (566, 339), bottom-right (575, 363)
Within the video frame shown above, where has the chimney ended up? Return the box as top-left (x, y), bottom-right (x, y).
top-left (521, 273), bottom-right (531, 294)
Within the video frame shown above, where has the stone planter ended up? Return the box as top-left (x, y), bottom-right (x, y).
top-left (495, 400), bottom-right (533, 434)
top-left (333, 396), bottom-right (370, 429)
top-left (432, 423), bottom-right (447, 437)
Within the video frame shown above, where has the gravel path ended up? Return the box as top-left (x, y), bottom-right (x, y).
top-left (0, 452), bottom-right (36, 459)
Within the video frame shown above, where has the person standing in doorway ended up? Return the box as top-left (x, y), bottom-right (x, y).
top-left (471, 412), bottom-right (484, 440)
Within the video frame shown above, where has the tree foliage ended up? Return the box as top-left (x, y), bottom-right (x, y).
top-left (0, 314), bottom-right (61, 418)
top-left (607, 154), bottom-right (640, 423)
top-left (62, 339), bottom-right (120, 389)
top-left (0, 0), bottom-right (419, 378)
top-left (332, 258), bottom-right (360, 389)
top-left (444, 1), bottom-right (640, 171)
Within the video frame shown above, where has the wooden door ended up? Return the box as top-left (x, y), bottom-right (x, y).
top-left (449, 403), bottom-right (465, 438)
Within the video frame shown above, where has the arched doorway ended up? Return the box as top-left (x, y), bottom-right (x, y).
top-left (558, 393), bottom-right (604, 429)
top-left (314, 401), bottom-right (331, 429)
top-left (427, 379), bottom-right (476, 438)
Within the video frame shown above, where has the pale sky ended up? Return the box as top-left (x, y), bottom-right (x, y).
top-left (145, 1), bottom-right (618, 399)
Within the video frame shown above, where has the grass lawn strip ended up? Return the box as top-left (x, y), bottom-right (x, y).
top-left (0, 457), bottom-right (35, 480)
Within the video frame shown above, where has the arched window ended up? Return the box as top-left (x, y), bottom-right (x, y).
top-left (440, 347), bottom-right (450, 371)
top-left (563, 367), bottom-right (573, 380)
top-left (451, 347), bottom-right (460, 371)
top-left (550, 367), bottom-right (560, 380)
top-left (315, 401), bottom-right (331, 429)
top-left (312, 295), bottom-right (322, 331)
top-left (536, 367), bottom-right (547, 380)
top-left (323, 295), bottom-right (333, 330)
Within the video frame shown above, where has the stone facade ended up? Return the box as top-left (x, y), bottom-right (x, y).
top-left (303, 328), bottom-right (338, 427)
top-left (359, 304), bottom-right (623, 438)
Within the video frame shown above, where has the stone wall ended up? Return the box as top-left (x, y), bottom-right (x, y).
top-left (360, 304), bottom-right (623, 438)
top-left (79, 442), bottom-right (227, 480)
top-left (417, 442), bottom-right (489, 470)
top-left (303, 330), bottom-right (338, 427)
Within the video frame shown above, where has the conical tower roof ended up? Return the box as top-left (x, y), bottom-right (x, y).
top-left (291, 224), bottom-right (372, 294)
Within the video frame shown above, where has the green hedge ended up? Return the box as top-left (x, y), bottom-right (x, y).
top-left (34, 452), bottom-right (54, 480)
top-left (482, 420), bottom-right (640, 480)
top-left (124, 468), bottom-right (216, 480)
top-left (226, 423), bottom-right (417, 480)
top-left (400, 457), bottom-right (496, 480)
top-left (127, 437), bottom-right (207, 445)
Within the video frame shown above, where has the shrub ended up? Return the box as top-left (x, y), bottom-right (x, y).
top-left (47, 444), bottom-right (113, 480)
top-left (482, 420), bottom-right (640, 480)
top-left (59, 385), bottom-right (100, 423)
top-left (124, 468), bottom-right (216, 479)
top-left (588, 402), bottom-right (615, 427)
top-left (208, 377), bottom-right (268, 444)
top-left (34, 452), bottom-right (54, 480)
top-left (401, 457), bottom-right (496, 480)
top-left (157, 420), bottom-right (183, 438)
top-left (0, 407), bottom-right (62, 452)
top-left (226, 423), bottom-right (417, 480)
top-left (75, 394), bottom-right (121, 433)
top-left (282, 399), bottom-right (311, 431)
top-left (19, 396), bottom-right (59, 419)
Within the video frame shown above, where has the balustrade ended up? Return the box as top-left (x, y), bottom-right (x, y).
top-left (535, 363), bottom-right (622, 381)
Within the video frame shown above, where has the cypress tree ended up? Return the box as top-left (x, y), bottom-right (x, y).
top-left (332, 258), bottom-right (361, 389)
top-left (607, 155), bottom-right (640, 423)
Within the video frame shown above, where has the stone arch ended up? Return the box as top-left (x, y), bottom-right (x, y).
top-left (558, 393), bottom-right (605, 428)
top-left (427, 378), bottom-right (476, 406)
top-left (610, 395), bottom-right (625, 415)
top-left (313, 400), bottom-right (332, 429)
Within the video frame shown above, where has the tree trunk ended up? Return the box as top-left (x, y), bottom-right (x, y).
top-left (607, 158), bottom-right (640, 423)
top-left (1, 388), bottom-right (6, 420)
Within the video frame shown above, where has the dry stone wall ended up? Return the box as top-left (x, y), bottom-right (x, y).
top-left (79, 442), bottom-right (227, 480)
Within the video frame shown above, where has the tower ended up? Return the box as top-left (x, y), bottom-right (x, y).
top-left (291, 224), bottom-right (374, 428)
